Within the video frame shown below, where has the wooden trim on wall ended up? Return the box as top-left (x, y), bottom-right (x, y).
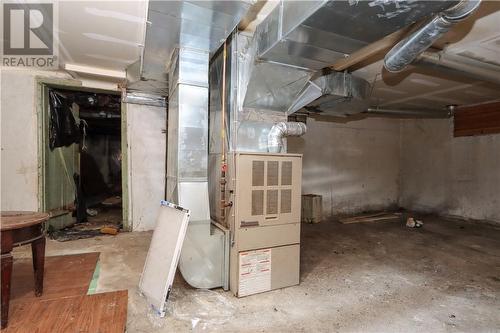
top-left (454, 101), bottom-right (500, 137)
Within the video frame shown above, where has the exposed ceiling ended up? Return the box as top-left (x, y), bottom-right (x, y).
top-left (57, 1), bottom-right (147, 75)
top-left (353, 1), bottom-right (500, 111)
top-left (52, 0), bottom-right (500, 110)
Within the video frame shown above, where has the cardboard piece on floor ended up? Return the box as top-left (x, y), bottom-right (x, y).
top-left (139, 200), bottom-right (190, 317)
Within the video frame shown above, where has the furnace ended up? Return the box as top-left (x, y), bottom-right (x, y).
top-left (228, 153), bottom-right (302, 296)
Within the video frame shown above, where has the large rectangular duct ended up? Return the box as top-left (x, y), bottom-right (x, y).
top-left (167, 48), bottom-right (229, 290)
top-left (256, 0), bottom-right (459, 70)
top-left (241, 0), bottom-right (458, 113)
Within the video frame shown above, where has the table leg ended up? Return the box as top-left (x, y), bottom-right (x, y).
top-left (1, 253), bottom-right (13, 329)
top-left (32, 237), bottom-right (46, 297)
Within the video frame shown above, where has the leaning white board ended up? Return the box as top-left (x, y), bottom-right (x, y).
top-left (139, 200), bottom-right (190, 316)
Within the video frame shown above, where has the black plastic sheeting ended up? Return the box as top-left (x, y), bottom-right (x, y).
top-left (49, 90), bottom-right (80, 150)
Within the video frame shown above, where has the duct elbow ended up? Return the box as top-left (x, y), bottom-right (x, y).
top-left (268, 122), bottom-right (307, 153)
top-left (384, 0), bottom-right (481, 73)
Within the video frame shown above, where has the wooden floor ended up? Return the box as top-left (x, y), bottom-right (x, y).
top-left (4, 291), bottom-right (128, 333)
top-left (3, 253), bottom-right (128, 333)
top-left (11, 252), bottom-right (100, 302)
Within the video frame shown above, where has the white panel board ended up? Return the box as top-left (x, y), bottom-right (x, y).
top-left (139, 201), bottom-right (190, 316)
top-left (127, 103), bottom-right (167, 231)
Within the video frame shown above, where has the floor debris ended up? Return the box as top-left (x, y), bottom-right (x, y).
top-left (100, 226), bottom-right (119, 235)
top-left (339, 211), bottom-right (401, 224)
top-left (165, 289), bottom-right (235, 332)
top-left (102, 195), bottom-right (122, 206)
top-left (50, 205), bottom-right (122, 241)
top-left (86, 208), bottom-right (98, 216)
top-left (49, 228), bottom-right (102, 241)
top-left (406, 217), bottom-right (424, 228)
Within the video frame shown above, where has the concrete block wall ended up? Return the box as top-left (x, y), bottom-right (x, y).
top-left (288, 117), bottom-right (401, 218)
top-left (399, 118), bottom-right (500, 224)
top-left (288, 116), bottom-right (500, 225)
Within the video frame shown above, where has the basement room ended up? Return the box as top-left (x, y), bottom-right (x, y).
top-left (1, 1), bottom-right (499, 332)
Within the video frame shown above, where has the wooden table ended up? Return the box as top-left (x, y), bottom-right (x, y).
top-left (1, 211), bottom-right (49, 329)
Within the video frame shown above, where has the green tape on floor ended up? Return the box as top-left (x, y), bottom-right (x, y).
top-left (87, 260), bottom-right (100, 295)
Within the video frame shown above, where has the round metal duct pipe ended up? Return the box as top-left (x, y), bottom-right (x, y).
top-left (267, 122), bottom-right (307, 153)
top-left (384, 0), bottom-right (481, 73)
top-left (365, 107), bottom-right (452, 119)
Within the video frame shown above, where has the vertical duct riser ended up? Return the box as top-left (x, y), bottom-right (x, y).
top-left (167, 48), bottom-right (228, 289)
top-left (167, 48), bottom-right (209, 207)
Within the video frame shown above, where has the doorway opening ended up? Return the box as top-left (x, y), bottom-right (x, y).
top-left (42, 85), bottom-right (123, 236)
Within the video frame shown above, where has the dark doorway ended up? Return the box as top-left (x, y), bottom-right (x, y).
top-left (47, 88), bottom-right (122, 233)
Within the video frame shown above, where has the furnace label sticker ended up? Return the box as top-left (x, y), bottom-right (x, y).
top-left (238, 248), bottom-right (271, 297)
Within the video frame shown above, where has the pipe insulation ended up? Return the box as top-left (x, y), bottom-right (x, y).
top-left (384, 0), bottom-right (481, 72)
top-left (268, 122), bottom-right (307, 153)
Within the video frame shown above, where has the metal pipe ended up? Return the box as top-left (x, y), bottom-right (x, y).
top-left (220, 41), bottom-right (228, 226)
top-left (384, 0), bottom-right (481, 72)
top-left (416, 51), bottom-right (500, 86)
top-left (365, 107), bottom-right (452, 119)
top-left (267, 122), bottom-right (307, 153)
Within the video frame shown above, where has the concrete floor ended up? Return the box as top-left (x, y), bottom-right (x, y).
top-left (14, 216), bottom-right (500, 332)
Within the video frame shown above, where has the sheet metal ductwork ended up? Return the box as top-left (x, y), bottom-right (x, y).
top-left (151, 1), bottom-right (254, 290)
top-left (167, 48), bottom-right (230, 290)
top-left (384, 0), bottom-right (481, 72)
top-left (268, 122), bottom-right (307, 153)
top-left (209, 34), bottom-right (290, 225)
top-left (256, 0), bottom-right (459, 70)
top-left (242, 0), bottom-right (457, 114)
top-left (127, 1), bottom-right (253, 95)
top-left (289, 71), bottom-right (372, 116)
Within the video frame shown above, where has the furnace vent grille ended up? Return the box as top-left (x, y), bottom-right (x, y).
top-left (252, 161), bottom-right (264, 186)
top-left (248, 157), bottom-right (296, 218)
top-left (251, 190), bottom-right (264, 216)
top-left (267, 161), bottom-right (279, 186)
top-left (282, 161), bottom-right (292, 186)
top-left (266, 189), bottom-right (279, 215)
top-left (281, 189), bottom-right (292, 214)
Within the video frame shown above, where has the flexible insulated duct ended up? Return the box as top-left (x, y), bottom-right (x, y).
top-left (268, 122), bottom-right (307, 153)
top-left (384, 0), bottom-right (481, 72)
